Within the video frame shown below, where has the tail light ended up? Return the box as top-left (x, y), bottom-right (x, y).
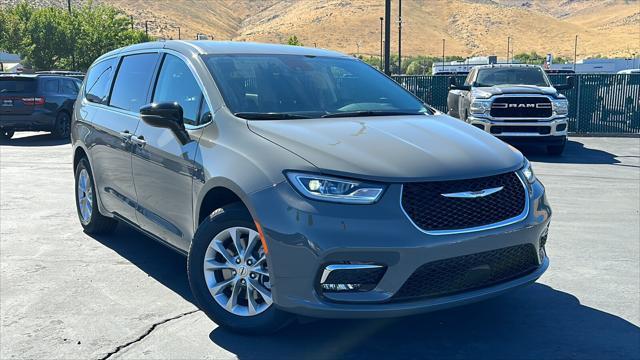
top-left (21, 97), bottom-right (45, 106)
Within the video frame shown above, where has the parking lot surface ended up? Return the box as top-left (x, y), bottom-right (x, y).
top-left (1, 133), bottom-right (639, 359)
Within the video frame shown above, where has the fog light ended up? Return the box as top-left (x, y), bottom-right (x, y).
top-left (556, 123), bottom-right (567, 131)
top-left (320, 264), bottom-right (386, 292)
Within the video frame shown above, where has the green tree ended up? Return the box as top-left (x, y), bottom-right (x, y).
top-left (24, 7), bottom-right (73, 70)
top-left (287, 35), bottom-right (303, 46)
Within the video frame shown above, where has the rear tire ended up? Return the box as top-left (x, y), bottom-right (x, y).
top-left (74, 157), bottom-right (118, 234)
top-left (53, 111), bottom-right (71, 139)
top-left (1, 130), bottom-right (14, 140)
top-left (187, 203), bottom-right (292, 334)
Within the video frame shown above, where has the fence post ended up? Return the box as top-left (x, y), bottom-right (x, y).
top-left (575, 75), bottom-right (581, 133)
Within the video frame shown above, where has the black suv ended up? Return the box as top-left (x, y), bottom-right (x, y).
top-left (0, 74), bottom-right (82, 140)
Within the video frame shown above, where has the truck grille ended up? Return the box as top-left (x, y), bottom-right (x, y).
top-left (392, 244), bottom-right (539, 301)
top-left (490, 97), bottom-right (552, 118)
top-left (401, 172), bottom-right (526, 232)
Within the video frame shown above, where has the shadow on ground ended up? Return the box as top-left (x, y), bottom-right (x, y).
top-left (91, 224), bottom-right (640, 360)
top-left (517, 139), bottom-right (623, 165)
top-left (0, 132), bottom-right (69, 147)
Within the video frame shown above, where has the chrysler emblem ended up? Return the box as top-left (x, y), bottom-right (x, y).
top-left (441, 186), bottom-right (504, 199)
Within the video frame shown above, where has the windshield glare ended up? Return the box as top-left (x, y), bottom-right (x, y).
top-left (202, 54), bottom-right (429, 119)
top-left (475, 67), bottom-right (550, 87)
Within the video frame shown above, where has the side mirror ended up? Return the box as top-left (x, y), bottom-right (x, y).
top-left (449, 76), bottom-right (458, 89)
top-left (140, 102), bottom-right (191, 145)
top-left (555, 76), bottom-right (574, 90)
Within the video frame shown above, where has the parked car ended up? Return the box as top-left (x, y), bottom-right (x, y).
top-left (0, 74), bottom-right (82, 140)
top-left (448, 64), bottom-right (573, 155)
top-left (72, 41), bottom-right (551, 333)
top-left (35, 70), bottom-right (85, 80)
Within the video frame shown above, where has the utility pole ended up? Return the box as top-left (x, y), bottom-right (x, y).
top-left (384, 0), bottom-right (391, 75)
top-left (67, 0), bottom-right (71, 13)
top-left (145, 20), bottom-right (149, 36)
top-left (177, 26), bottom-right (181, 40)
top-left (379, 17), bottom-right (384, 70)
top-left (67, 0), bottom-right (75, 70)
top-left (397, 0), bottom-right (402, 74)
top-left (574, 35), bottom-right (578, 71)
top-left (442, 38), bottom-right (445, 72)
top-left (507, 36), bottom-right (510, 63)
top-left (130, 15), bottom-right (134, 30)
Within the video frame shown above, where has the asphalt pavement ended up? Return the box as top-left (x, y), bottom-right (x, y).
top-left (1, 133), bottom-right (638, 359)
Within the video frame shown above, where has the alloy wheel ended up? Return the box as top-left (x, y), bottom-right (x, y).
top-left (77, 168), bottom-right (93, 225)
top-left (203, 227), bottom-right (272, 317)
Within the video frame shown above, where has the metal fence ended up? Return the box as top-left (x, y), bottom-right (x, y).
top-left (392, 74), bottom-right (640, 134)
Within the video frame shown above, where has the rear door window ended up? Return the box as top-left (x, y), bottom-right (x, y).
top-left (85, 58), bottom-right (116, 104)
top-left (152, 54), bottom-right (202, 126)
top-left (109, 53), bottom-right (159, 112)
top-left (61, 78), bottom-right (79, 96)
top-left (0, 78), bottom-right (37, 94)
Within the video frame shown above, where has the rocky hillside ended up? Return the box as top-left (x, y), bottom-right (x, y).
top-left (2, 0), bottom-right (638, 58)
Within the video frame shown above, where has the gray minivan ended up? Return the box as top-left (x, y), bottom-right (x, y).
top-left (72, 41), bottom-right (551, 333)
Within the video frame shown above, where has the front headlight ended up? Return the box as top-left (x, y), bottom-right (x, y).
top-left (285, 172), bottom-right (385, 204)
top-left (470, 100), bottom-right (492, 115)
top-left (552, 99), bottom-right (569, 115)
top-left (520, 159), bottom-right (536, 184)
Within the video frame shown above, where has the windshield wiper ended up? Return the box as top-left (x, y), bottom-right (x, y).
top-left (233, 112), bottom-right (312, 120)
top-left (321, 110), bottom-right (425, 118)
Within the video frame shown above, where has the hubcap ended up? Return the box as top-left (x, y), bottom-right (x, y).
top-left (203, 227), bottom-right (272, 317)
top-left (77, 169), bottom-right (93, 225)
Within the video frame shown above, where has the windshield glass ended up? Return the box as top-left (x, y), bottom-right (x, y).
top-left (202, 54), bottom-right (430, 119)
top-left (475, 67), bottom-right (550, 87)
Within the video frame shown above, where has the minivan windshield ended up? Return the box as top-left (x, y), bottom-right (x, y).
top-left (202, 54), bottom-right (430, 119)
top-left (475, 67), bottom-right (550, 87)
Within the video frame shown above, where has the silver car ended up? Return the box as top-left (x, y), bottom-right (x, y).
top-left (71, 41), bottom-right (551, 333)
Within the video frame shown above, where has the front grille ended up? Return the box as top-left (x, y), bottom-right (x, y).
top-left (491, 125), bottom-right (551, 135)
top-left (490, 97), bottom-right (552, 118)
top-left (392, 244), bottom-right (539, 301)
top-left (401, 172), bottom-right (526, 232)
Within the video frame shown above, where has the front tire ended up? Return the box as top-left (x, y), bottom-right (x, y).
top-left (53, 111), bottom-right (71, 139)
top-left (1, 130), bottom-right (14, 140)
top-left (187, 203), bottom-right (292, 334)
top-left (74, 157), bottom-right (118, 234)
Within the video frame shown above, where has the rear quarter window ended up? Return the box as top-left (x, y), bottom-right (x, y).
top-left (85, 58), bottom-right (117, 104)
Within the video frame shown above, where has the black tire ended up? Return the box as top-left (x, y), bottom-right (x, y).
top-left (53, 111), bottom-right (71, 139)
top-left (547, 143), bottom-right (566, 156)
top-left (1, 130), bottom-right (14, 140)
top-left (74, 157), bottom-right (118, 234)
top-left (187, 203), bottom-right (292, 334)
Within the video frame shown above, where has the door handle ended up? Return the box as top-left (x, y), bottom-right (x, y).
top-left (130, 135), bottom-right (146, 148)
top-left (119, 130), bottom-right (133, 142)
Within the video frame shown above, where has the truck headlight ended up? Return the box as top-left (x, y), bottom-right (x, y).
top-left (552, 99), bottom-right (569, 115)
top-left (520, 159), bottom-right (536, 184)
top-left (286, 172), bottom-right (386, 204)
top-left (470, 100), bottom-right (492, 115)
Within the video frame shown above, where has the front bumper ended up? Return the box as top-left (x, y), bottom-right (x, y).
top-left (468, 115), bottom-right (568, 138)
top-left (249, 177), bottom-right (551, 319)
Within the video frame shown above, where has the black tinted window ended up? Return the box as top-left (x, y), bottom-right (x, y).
top-left (153, 54), bottom-right (202, 125)
top-left (110, 53), bottom-right (158, 112)
top-left (43, 79), bottom-right (59, 93)
top-left (61, 79), bottom-right (78, 95)
top-left (0, 78), bottom-right (36, 93)
top-left (475, 67), bottom-right (549, 87)
top-left (85, 58), bottom-right (116, 104)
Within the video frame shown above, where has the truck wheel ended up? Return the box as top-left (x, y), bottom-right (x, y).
top-left (547, 142), bottom-right (566, 156)
top-left (53, 112), bottom-right (71, 139)
top-left (1, 130), bottom-right (14, 140)
top-left (187, 203), bottom-right (292, 334)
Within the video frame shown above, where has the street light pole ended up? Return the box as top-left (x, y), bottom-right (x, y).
top-left (398, 0), bottom-right (402, 74)
top-left (67, 0), bottom-right (76, 70)
top-left (177, 26), bottom-right (181, 40)
top-left (507, 36), bottom-right (510, 63)
top-left (384, 0), bottom-right (391, 75)
top-left (145, 20), bottom-right (149, 36)
top-left (379, 17), bottom-right (384, 70)
top-left (130, 15), bottom-right (134, 30)
top-left (442, 38), bottom-right (445, 72)
top-left (574, 35), bottom-right (578, 71)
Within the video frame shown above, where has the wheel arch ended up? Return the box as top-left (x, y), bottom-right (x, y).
top-left (195, 179), bottom-right (255, 227)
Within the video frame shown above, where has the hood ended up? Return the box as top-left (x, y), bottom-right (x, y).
top-left (248, 115), bottom-right (524, 182)
top-left (474, 85), bottom-right (559, 97)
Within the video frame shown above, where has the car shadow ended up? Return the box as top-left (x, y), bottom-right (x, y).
top-left (88, 224), bottom-right (640, 360)
top-left (0, 133), bottom-right (69, 146)
top-left (516, 139), bottom-right (621, 165)
top-left (210, 284), bottom-right (640, 359)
